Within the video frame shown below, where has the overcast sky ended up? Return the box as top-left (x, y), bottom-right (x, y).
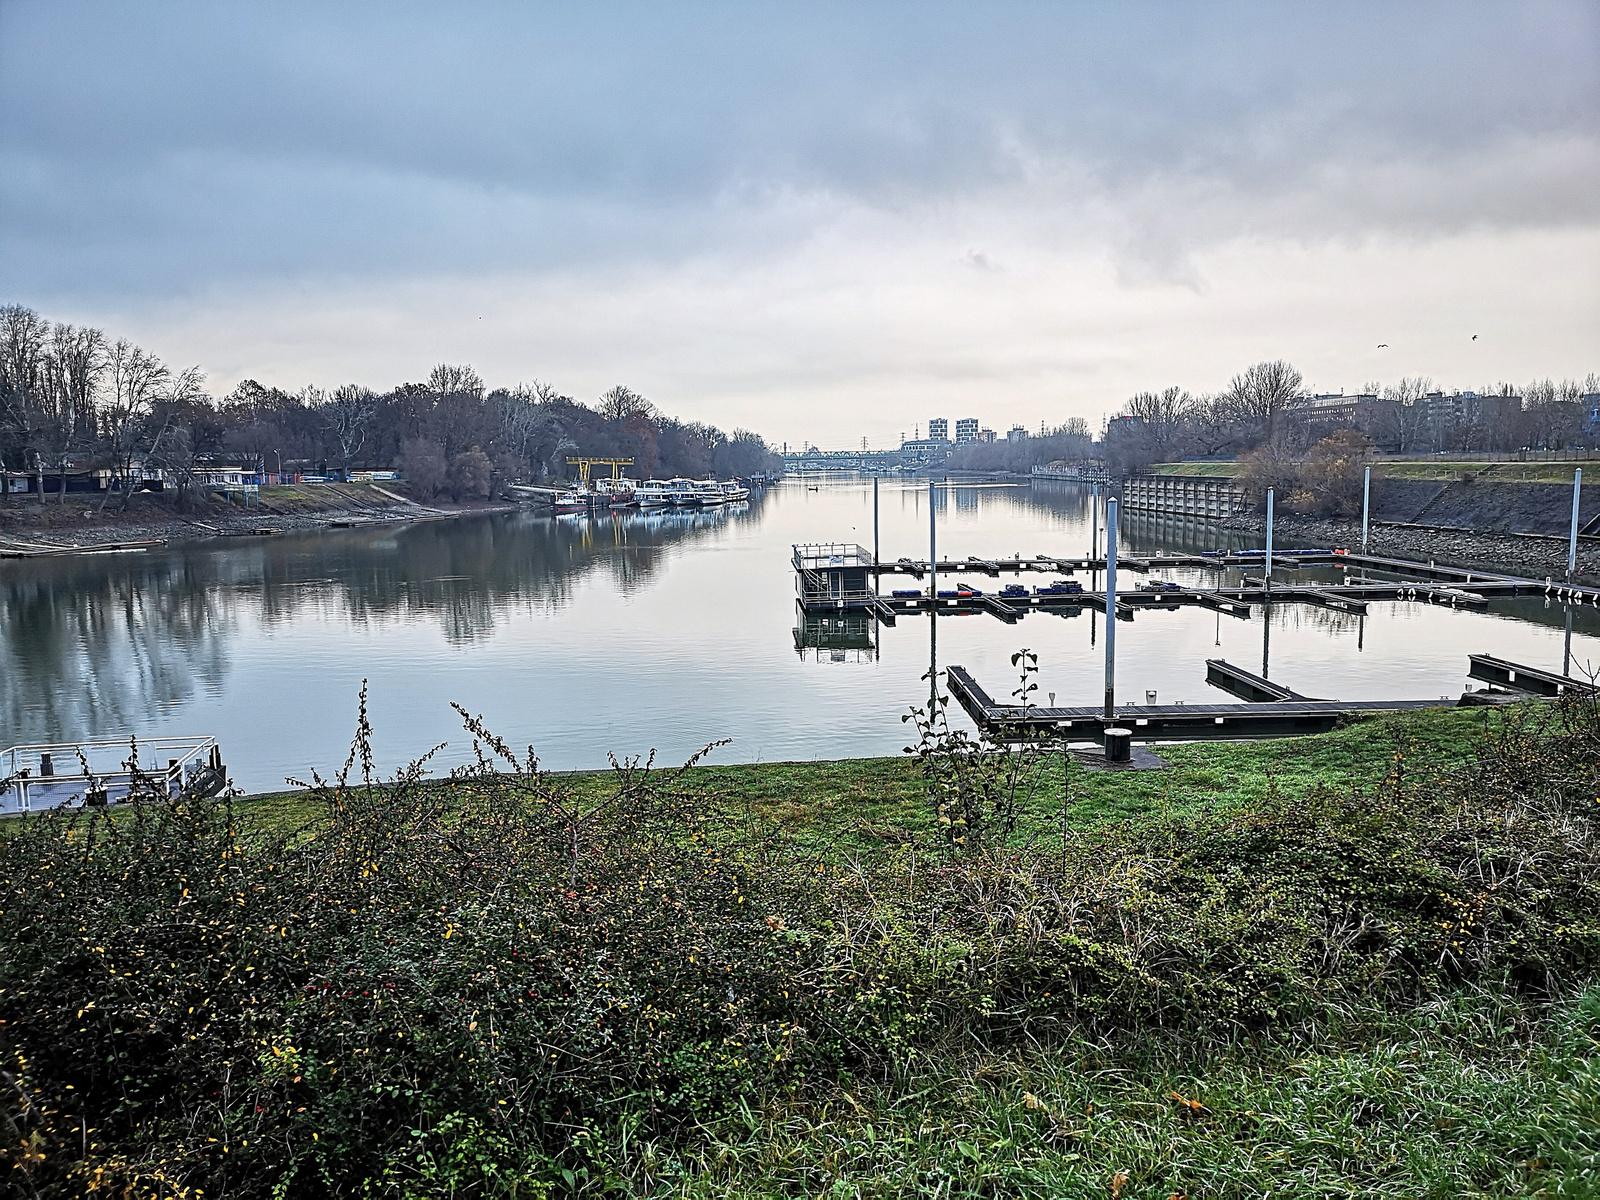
top-left (3, 2), bottom-right (1597, 446)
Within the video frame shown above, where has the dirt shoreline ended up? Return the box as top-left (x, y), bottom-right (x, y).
top-left (0, 486), bottom-right (523, 558)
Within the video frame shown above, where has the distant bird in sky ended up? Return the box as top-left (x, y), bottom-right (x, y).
top-left (1377, 343), bottom-right (1388, 349)
top-left (1471, 334), bottom-right (1478, 340)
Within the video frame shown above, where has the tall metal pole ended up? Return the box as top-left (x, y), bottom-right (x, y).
top-left (1361, 466), bottom-right (1371, 555)
top-left (1569, 468), bottom-right (1582, 587)
top-left (928, 478), bottom-right (937, 603)
top-left (1103, 497), bottom-right (1118, 719)
top-left (872, 476), bottom-right (880, 594)
top-left (1264, 487), bottom-right (1275, 590)
top-left (1090, 484), bottom-right (1099, 560)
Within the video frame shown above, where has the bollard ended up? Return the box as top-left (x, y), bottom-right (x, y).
top-left (1103, 727), bottom-right (1133, 763)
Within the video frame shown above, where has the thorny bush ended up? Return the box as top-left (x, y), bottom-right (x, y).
top-left (2, 685), bottom-right (1598, 1197)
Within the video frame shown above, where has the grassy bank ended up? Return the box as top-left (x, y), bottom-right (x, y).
top-left (3, 699), bottom-right (1597, 1197)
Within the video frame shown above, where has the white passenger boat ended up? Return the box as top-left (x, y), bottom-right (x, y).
top-left (694, 480), bottom-right (727, 505)
top-left (553, 488), bottom-right (590, 514)
top-left (664, 478), bottom-right (702, 507)
top-left (720, 480), bottom-right (751, 502)
top-left (634, 479), bottom-right (672, 508)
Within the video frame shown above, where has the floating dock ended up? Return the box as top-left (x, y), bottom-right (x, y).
top-left (947, 665), bottom-right (1453, 744)
top-left (1467, 653), bottom-right (1597, 697)
top-left (1, 737), bottom-right (228, 816)
top-left (793, 543), bottom-right (1596, 621)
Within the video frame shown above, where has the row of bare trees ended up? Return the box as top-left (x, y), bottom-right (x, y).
top-left (0, 305), bottom-right (781, 507)
top-left (1103, 360), bottom-right (1598, 476)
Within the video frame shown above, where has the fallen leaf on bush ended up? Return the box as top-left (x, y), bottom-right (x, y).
top-left (1111, 1169), bottom-right (1129, 1197)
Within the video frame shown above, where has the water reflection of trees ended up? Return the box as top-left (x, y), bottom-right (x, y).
top-left (0, 498), bottom-right (766, 739)
top-left (0, 556), bottom-right (234, 741)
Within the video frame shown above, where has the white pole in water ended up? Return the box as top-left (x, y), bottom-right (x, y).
top-left (929, 478), bottom-right (937, 604)
top-left (1361, 466), bottom-right (1371, 555)
top-left (872, 476), bottom-right (880, 592)
top-left (1569, 468), bottom-right (1582, 587)
top-left (1104, 497), bottom-right (1118, 719)
top-left (1090, 484), bottom-right (1099, 560)
top-left (1264, 487), bottom-right (1275, 588)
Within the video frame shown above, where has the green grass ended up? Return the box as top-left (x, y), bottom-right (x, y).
top-left (638, 984), bottom-right (1600, 1198)
top-left (1148, 462), bottom-right (1246, 477)
top-left (233, 703), bottom-right (1501, 858)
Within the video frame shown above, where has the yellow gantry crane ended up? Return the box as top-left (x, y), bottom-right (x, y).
top-left (566, 457), bottom-right (634, 485)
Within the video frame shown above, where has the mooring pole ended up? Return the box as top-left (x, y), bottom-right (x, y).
top-left (928, 478), bottom-right (937, 603)
top-left (1091, 484), bottom-right (1099, 560)
top-left (1361, 466), bottom-right (1371, 555)
top-left (1264, 487), bottom-right (1274, 591)
top-left (1103, 497), bottom-right (1118, 719)
top-left (1569, 468), bottom-right (1582, 587)
top-left (872, 476), bottom-right (880, 593)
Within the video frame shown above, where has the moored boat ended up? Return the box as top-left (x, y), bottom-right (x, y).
top-left (553, 488), bottom-right (590, 513)
top-left (694, 479), bottom-right (727, 505)
top-left (664, 478), bottom-right (702, 507)
top-left (720, 480), bottom-right (751, 502)
top-left (635, 479), bottom-right (672, 507)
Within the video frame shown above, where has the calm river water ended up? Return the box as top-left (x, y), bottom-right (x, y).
top-left (3, 478), bottom-right (1597, 791)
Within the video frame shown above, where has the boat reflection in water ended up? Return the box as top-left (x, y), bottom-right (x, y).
top-left (793, 608), bottom-right (879, 664)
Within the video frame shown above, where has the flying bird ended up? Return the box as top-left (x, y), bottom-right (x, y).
top-left (1471, 334), bottom-right (1478, 340)
top-left (1377, 343), bottom-right (1388, 349)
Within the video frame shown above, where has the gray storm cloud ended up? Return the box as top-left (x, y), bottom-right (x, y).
top-left (1, 1), bottom-right (1596, 443)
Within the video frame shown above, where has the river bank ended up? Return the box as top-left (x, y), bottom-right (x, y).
top-left (0, 482), bottom-right (521, 557)
top-left (1225, 511), bottom-right (1599, 577)
top-left (6, 700), bottom-right (1597, 1197)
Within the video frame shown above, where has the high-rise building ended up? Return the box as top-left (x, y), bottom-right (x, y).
top-left (927, 417), bottom-right (949, 441)
top-left (955, 417), bottom-right (979, 443)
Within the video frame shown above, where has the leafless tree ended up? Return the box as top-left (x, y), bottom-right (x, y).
top-left (35, 323), bottom-right (107, 502)
top-left (1221, 360), bottom-right (1304, 450)
top-left (596, 384), bottom-right (656, 424)
top-left (100, 339), bottom-right (171, 509)
top-left (428, 363), bottom-right (484, 399)
top-left (323, 384), bottom-right (379, 472)
top-left (0, 305), bottom-right (51, 501)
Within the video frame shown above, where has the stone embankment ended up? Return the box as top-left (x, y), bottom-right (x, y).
top-left (1226, 513), bottom-right (1598, 579)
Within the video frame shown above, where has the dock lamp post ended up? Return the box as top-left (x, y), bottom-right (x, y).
top-left (1103, 497), bottom-right (1119, 719)
top-left (1569, 468), bottom-right (1583, 588)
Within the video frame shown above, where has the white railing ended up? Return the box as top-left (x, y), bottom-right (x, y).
top-left (2, 736), bottom-right (220, 816)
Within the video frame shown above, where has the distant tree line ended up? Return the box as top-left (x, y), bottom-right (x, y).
top-left (0, 305), bottom-right (782, 504)
top-left (1100, 360), bottom-right (1599, 477)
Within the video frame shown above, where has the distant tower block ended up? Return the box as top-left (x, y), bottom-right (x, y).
top-left (927, 417), bottom-right (948, 441)
top-left (955, 417), bottom-right (979, 443)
